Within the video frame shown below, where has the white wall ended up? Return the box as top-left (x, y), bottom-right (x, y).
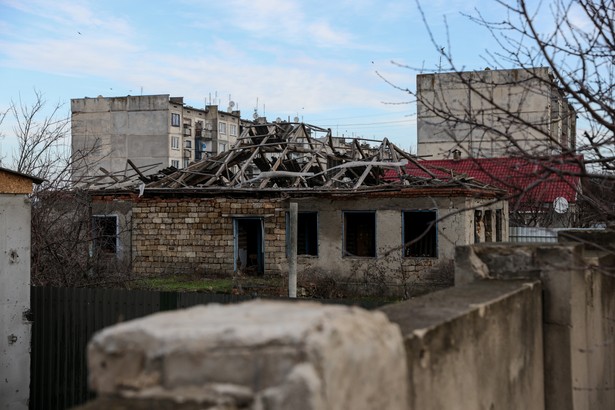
top-left (0, 195), bottom-right (32, 409)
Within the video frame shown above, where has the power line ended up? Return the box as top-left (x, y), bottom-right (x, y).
top-left (314, 110), bottom-right (411, 122)
top-left (319, 118), bottom-right (415, 127)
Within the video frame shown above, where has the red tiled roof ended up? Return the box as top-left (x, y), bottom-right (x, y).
top-left (386, 156), bottom-right (583, 206)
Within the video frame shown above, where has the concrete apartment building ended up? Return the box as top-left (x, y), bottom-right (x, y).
top-left (71, 94), bottom-right (241, 181)
top-left (416, 67), bottom-right (576, 159)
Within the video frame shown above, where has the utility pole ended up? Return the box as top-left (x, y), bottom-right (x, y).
top-left (288, 202), bottom-right (298, 297)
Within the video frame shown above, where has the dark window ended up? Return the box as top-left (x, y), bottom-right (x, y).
top-left (286, 212), bottom-right (318, 256)
top-left (93, 216), bottom-right (117, 254)
top-left (344, 212), bottom-right (376, 257)
top-left (404, 210), bottom-right (437, 257)
top-left (171, 113), bottom-right (180, 127)
top-left (298, 212), bottom-right (318, 256)
top-left (495, 209), bottom-right (503, 242)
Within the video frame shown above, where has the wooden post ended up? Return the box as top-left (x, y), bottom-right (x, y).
top-left (288, 202), bottom-right (298, 298)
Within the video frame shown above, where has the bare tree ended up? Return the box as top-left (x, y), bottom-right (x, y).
top-left (1, 90), bottom-right (132, 286)
top-left (462, 0), bottom-right (614, 169)
top-left (386, 0), bottom-right (614, 229)
top-left (6, 90), bottom-right (72, 183)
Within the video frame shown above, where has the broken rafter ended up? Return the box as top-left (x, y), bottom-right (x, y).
top-left (230, 135), bottom-right (271, 186)
top-left (258, 124), bottom-right (304, 188)
top-left (392, 145), bottom-right (439, 180)
top-left (238, 171), bottom-right (316, 187)
top-left (353, 155), bottom-right (379, 189)
top-left (142, 121), bottom-right (426, 192)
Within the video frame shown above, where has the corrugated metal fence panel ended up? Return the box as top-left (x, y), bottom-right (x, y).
top-left (30, 287), bottom-right (389, 409)
top-left (509, 226), bottom-right (558, 243)
top-left (29, 287), bottom-right (162, 410)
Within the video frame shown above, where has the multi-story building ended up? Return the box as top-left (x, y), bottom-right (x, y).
top-left (71, 94), bottom-right (241, 181)
top-left (416, 67), bottom-right (576, 159)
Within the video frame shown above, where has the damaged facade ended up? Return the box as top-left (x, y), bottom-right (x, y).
top-left (90, 121), bottom-right (508, 294)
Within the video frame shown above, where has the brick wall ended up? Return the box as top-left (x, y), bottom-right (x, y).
top-left (132, 197), bottom-right (287, 276)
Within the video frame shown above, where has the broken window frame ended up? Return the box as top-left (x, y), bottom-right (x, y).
top-left (92, 215), bottom-right (119, 255)
top-left (484, 210), bottom-right (493, 242)
top-left (286, 212), bottom-right (319, 257)
top-left (403, 210), bottom-right (438, 258)
top-left (343, 211), bottom-right (376, 258)
top-left (474, 210), bottom-right (483, 243)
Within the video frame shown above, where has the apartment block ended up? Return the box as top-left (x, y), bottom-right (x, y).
top-left (416, 67), bottom-right (576, 159)
top-left (71, 94), bottom-right (241, 181)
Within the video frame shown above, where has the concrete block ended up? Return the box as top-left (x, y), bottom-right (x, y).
top-left (87, 300), bottom-right (407, 410)
top-left (381, 279), bottom-right (544, 410)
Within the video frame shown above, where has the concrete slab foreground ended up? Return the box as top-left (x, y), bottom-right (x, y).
top-left (86, 299), bottom-right (408, 410)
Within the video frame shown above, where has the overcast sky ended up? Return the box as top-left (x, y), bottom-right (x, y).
top-left (1, 0), bottom-right (516, 156)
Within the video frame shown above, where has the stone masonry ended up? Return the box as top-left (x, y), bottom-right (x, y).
top-left (132, 197), bottom-right (287, 276)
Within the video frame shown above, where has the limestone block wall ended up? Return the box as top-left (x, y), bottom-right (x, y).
top-left (131, 197), bottom-right (287, 276)
top-left (123, 193), bottom-right (507, 295)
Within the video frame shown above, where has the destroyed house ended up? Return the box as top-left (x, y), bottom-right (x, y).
top-left (89, 121), bottom-right (508, 294)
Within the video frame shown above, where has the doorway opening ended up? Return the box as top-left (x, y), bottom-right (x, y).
top-left (234, 218), bottom-right (264, 275)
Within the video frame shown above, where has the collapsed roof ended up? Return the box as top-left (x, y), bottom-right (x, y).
top-left (83, 121), bottom-right (504, 195)
top-left (147, 122), bottom-right (417, 190)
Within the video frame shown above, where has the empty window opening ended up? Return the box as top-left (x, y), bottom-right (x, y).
top-left (404, 210), bottom-right (437, 257)
top-left (287, 212), bottom-right (318, 256)
top-left (92, 215), bottom-right (118, 254)
top-left (495, 209), bottom-right (503, 242)
top-left (474, 210), bottom-right (483, 243)
top-left (343, 212), bottom-right (376, 257)
top-left (484, 210), bottom-right (493, 242)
